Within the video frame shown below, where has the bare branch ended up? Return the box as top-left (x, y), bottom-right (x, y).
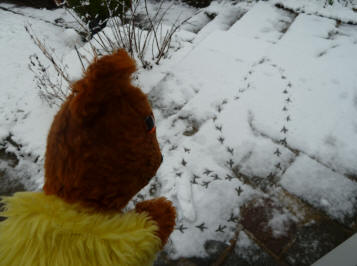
top-left (74, 45), bottom-right (85, 72)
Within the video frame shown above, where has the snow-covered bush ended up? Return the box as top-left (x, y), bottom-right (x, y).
top-left (87, 0), bottom-right (192, 68)
top-left (26, 0), bottom-right (192, 106)
top-left (66, 0), bottom-right (131, 33)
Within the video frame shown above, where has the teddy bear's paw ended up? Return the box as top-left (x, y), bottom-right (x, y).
top-left (135, 197), bottom-right (176, 247)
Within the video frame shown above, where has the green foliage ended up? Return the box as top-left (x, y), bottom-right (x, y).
top-left (67, 0), bottom-right (131, 31)
top-left (181, 0), bottom-right (212, 8)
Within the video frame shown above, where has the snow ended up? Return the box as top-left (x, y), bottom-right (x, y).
top-left (0, 3), bottom-right (82, 188)
top-left (272, 0), bottom-right (357, 24)
top-left (267, 13), bottom-right (357, 175)
top-left (281, 155), bottom-right (357, 224)
top-left (168, 180), bottom-right (257, 257)
top-left (1, 0), bottom-right (357, 261)
top-left (267, 209), bottom-right (297, 238)
top-left (189, 1), bottom-right (251, 45)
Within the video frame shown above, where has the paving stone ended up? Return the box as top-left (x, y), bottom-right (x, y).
top-left (154, 238), bottom-right (281, 266)
top-left (240, 198), bottom-right (298, 255)
top-left (204, 240), bottom-right (251, 266)
top-left (283, 220), bottom-right (352, 266)
top-left (235, 232), bottom-right (281, 266)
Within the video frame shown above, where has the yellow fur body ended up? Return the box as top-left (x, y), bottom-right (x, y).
top-left (0, 192), bottom-right (161, 266)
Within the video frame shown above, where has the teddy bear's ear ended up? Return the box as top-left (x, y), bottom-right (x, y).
top-left (69, 49), bottom-right (136, 120)
top-left (86, 49), bottom-right (136, 85)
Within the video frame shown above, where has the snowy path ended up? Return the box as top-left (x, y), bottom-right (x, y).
top-left (147, 1), bottom-right (357, 264)
top-left (0, 1), bottom-right (357, 265)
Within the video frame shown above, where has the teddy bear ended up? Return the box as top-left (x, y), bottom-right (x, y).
top-left (0, 49), bottom-right (176, 266)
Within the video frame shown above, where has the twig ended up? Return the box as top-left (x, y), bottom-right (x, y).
top-left (74, 45), bottom-right (85, 72)
top-left (25, 24), bottom-right (70, 84)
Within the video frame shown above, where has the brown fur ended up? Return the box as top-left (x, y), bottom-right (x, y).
top-left (43, 49), bottom-right (175, 246)
top-left (136, 197), bottom-right (176, 246)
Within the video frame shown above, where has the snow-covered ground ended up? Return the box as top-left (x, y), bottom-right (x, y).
top-left (1, 0), bottom-right (357, 264)
top-left (0, 4), bottom-right (78, 189)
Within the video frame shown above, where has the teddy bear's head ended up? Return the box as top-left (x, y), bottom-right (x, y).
top-left (43, 49), bottom-right (162, 212)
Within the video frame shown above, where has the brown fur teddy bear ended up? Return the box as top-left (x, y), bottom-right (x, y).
top-left (0, 49), bottom-right (176, 265)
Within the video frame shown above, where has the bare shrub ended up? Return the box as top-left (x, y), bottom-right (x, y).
top-left (25, 25), bottom-right (70, 107)
top-left (80, 0), bottom-right (194, 67)
top-left (26, 0), bottom-right (194, 106)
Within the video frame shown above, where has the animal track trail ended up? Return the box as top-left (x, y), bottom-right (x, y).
top-left (174, 164), bottom-right (242, 235)
top-left (211, 98), bottom-right (230, 146)
top-left (232, 61), bottom-right (259, 102)
top-left (237, 60), bottom-right (299, 191)
top-left (267, 63), bottom-right (298, 186)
